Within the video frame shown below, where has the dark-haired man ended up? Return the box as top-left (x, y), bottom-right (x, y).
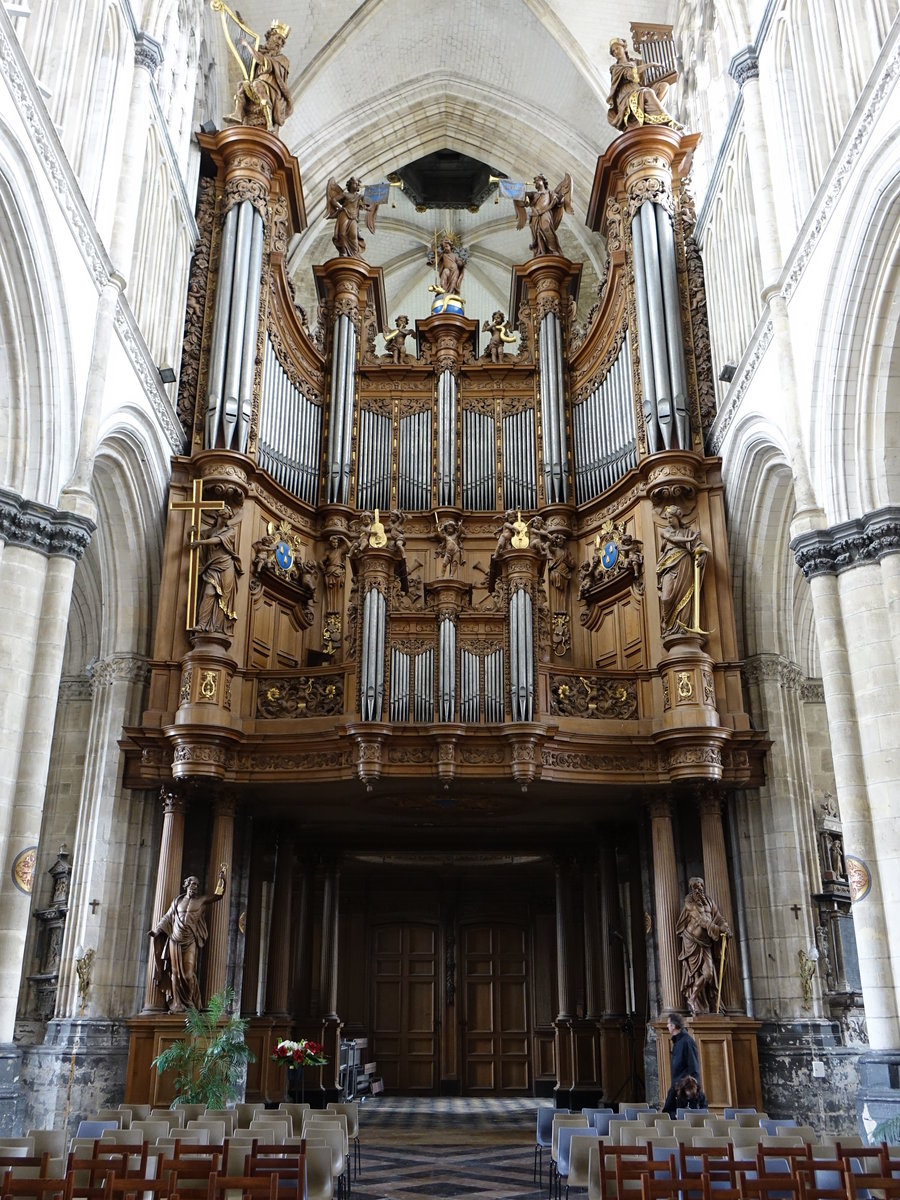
top-left (662, 1012), bottom-right (701, 1114)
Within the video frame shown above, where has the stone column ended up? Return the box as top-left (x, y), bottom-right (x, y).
top-left (291, 861), bottom-right (313, 1019)
top-left (320, 863), bottom-right (340, 1021)
top-left (697, 790), bottom-right (742, 1010)
top-left (142, 787), bottom-right (188, 1013)
top-left (582, 857), bottom-right (602, 1020)
top-left (648, 797), bottom-right (681, 1013)
top-left (264, 836), bottom-right (293, 1016)
top-left (203, 794), bottom-right (236, 1002)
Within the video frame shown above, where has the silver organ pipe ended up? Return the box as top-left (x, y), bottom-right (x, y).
top-left (485, 649), bottom-right (504, 723)
top-left (655, 202), bottom-right (690, 448)
top-left (360, 586), bottom-right (386, 721)
top-left (327, 314), bottom-right (357, 503)
top-left (437, 370), bottom-right (457, 506)
top-left (398, 409), bottom-right (432, 510)
top-left (205, 201), bottom-right (266, 451)
top-left (414, 649), bottom-right (435, 723)
top-left (502, 408), bottom-right (537, 511)
top-left (389, 648), bottom-right (410, 722)
top-left (460, 649), bottom-right (479, 722)
top-left (438, 617), bottom-right (456, 722)
top-left (356, 409), bottom-right (391, 511)
top-left (509, 586), bottom-right (534, 722)
top-left (258, 335), bottom-right (323, 505)
top-left (462, 409), bottom-right (496, 511)
top-left (538, 312), bottom-right (569, 502)
top-left (572, 332), bottom-right (637, 503)
top-left (631, 201), bottom-right (690, 451)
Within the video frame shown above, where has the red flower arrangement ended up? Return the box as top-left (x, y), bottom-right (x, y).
top-left (271, 1037), bottom-right (328, 1067)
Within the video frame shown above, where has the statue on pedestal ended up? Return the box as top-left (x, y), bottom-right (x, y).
top-left (326, 178), bottom-right (379, 259)
top-left (217, 6), bottom-right (294, 133)
top-left (512, 174), bottom-right (573, 257)
top-left (433, 514), bottom-right (465, 577)
top-left (192, 507), bottom-right (243, 635)
top-left (149, 868), bottom-right (227, 1012)
top-left (676, 876), bottom-right (731, 1015)
top-left (383, 316), bottom-right (414, 364)
top-left (656, 506), bottom-right (709, 636)
top-left (607, 36), bottom-right (681, 132)
top-left (481, 311), bottom-right (516, 362)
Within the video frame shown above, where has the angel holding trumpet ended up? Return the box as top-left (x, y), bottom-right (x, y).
top-left (512, 173), bottom-right (573, 257)
top-left (326, 178), bottom-right (381, 259)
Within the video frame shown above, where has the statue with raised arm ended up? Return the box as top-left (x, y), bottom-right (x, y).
top-left (433, 514), bottom-right (465, 577)
top-left (607, 36), bottom-right (681, 132)
top-left (482, 311), bottom-right (517, 362)
top-left (383, 315), bottom-right (414, 364)
top-left (513, 174), bottom-right (573, 257)
top-left (427, 238), bottom-right (467, 295)
top-left (656, 505), bottom-right (709, 635)
top-left (326, 177), bottom-right (379, 259)
top-left (218, 6), bottom-right (294, 133)
top-left (192, 506), bottom-right (243, 635)
top-left (149, 867), bottom-right (227, 1012)
top-left (676, 876), bottom-right (731, 1015)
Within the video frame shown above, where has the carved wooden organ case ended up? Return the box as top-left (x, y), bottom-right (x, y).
top-left (123, 125), bottom-right (767, 802)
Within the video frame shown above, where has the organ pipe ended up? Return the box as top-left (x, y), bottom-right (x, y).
top-left (509, 587), bottom-right (534, 722)
top-left (360, 587), bottom-right (386, 721)
top-left (438, 617), bottom-right (456, 722)
top-left (538, 312), bottom-right (569, 502)
top-left (327, 314), bottom-right (356, 503)
top-left (258, 336), bottom-right (323, 505)
top-left (572, 332), bottom-right (637, 503)
top-left (437, 370), bottom-right (457, 506)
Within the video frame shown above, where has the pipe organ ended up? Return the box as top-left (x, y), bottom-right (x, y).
top-left (125, 116), bottom-right (769, 1116)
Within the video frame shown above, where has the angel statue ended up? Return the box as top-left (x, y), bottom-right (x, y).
top-left (607, 36), bottom-right (681, 132)
top-left (326, 178), bottom-right (380, 259)
top-left (427, 238), bottom-right (468, 296)
top-left (513, 174), bottom-right (573, 258)
top-left (214, 3), bottom-right (293, 133)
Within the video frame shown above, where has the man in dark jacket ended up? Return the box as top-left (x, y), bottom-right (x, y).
top-left (662, 1012), bottom-right (702, 1114)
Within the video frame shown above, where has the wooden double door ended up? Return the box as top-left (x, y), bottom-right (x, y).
top-left (371, 920), bottom-right (530, 1094)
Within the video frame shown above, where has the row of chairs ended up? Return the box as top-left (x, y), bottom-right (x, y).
top-left (0, 1138), bottom-right (334, 1200)
top-left (582, 1141), bottom-right (900, 1200)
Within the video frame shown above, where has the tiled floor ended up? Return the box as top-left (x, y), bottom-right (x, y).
top-left (352, 1098), bottom-right (539, 1198)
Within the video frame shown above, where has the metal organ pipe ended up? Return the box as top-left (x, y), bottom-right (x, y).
top-left (638, 201), bottom-right (673, 447)
top-left (258, 334), bottom-right (323, 505)
top-left (437, 370), bottom-right (456, 506)
top-left (206, 205), bottom-right (237, 447)
top-left (327, 315), bottom-right (347, 502)
top-left (222, 200), bottom-right (254, 449)
top-left (572, 334), bottom-right (636, 505)
top-left (439, 617), bottom-right (456, 722)
top-left (539, 312), bottom-right (568, 502)
top-left (360, 587), bottom-right (386, 721)
top-left (655, 202), bottom-right (690, 448)
top-left (630, 214), bottom-right (659, 454)
top-left (237, 208), bottom-right (265, 454)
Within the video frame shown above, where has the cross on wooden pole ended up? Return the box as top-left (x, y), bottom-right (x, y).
top-left (170, 479), bottom-right (225, 631)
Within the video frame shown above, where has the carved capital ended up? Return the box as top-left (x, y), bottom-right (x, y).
top-left (134, 32), bottom-right (164, 74)
top-left (729, 47), bottom-right (760, 88)
top-left (160, 786), bottom-right (188, 817)
top-left (790, 506), bottom-right (900, 578)
top-left (647, 797), bottom-right (672, 821)
top-left (0, 487), bottom-right (95, 560)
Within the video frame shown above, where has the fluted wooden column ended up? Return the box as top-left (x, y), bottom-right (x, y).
top-left (648, 797), bottom-right (681, 1012)
top-left (241, 832), bottom-right (267, 1015)
top-left (204, 794), bottom-right (235, 1001)
top-left (291, 861), bottom-right (313, 1019)
top-left (555, 858), bottom-right (572, 1020)
top-left (697, 790), bottom-right (742, 1010)
top-left (600, 843), bottom-right (627, 1014)
top-left (142, 786), bottom-right (187, 1013)
top-left (320, 862), bottom-right (341, 1020)
top-left (582, 857), bottom-right (602, 1020)
top-left (264, 835), bottom-right (294, 1016)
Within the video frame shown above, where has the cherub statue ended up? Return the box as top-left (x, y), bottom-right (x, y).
top-left (220, 12), bottom-right (293, 133)
top-left (513, 174), bottom-right (573, 257)
top-left (482, 311), bottom-right (517, 363)
top-left (433, 513), bottom-right (465, 577)
top-left (607, 36), bottom-right (681, 132)
top-left (384, 315), bottom-right (414, 364)
top-left (386, 509), bottom-right (406, 555)
top-left (326, 177), bottom-right (379, 259)
top-left (529, 514), bottom-right (550, 556)
top-left (494, 510), bottom-right (517, 555)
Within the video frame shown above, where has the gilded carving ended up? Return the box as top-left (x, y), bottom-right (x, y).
top-left (579, 518), bottom-right (644, 607)
top-left (179, 668), bottom-right (192, 706)
top-left (551, 612), bottom-right (570, 656)
top-left (256, 675), bottom-right (344, 718)
top-left (199, 670), bottom-right (218, 701)
top-left (676, 671), bottom-right (693, 700)
top-left (549, 675), bottom-right (638, 719)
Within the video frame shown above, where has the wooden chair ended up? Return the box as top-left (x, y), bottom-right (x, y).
top-left (0, 1172), bottom-right (74, 1200)
top-left (598, 1145), bottom-right (652, 1200)
top-left (739, 1175), bottom-right (799, 1200)
top-left (65, 1153), bottom-right (130, 1200)
top-left (102, 1174), bottom-right (172, 1200)
top-left (847, 1175), bottom-right (900, 1200)
top-left (246, 1150), bottom-right (305, 1198)
top-left (205, 1173), bottom-right (277, 1200)
top-left (0, 1157), bottom-right (50, 1181)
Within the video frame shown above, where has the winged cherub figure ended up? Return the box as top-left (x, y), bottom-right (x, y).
top-left (513, 174), bottom-right (573, 257)
top-left (326, 177), bottom-right (380, 259)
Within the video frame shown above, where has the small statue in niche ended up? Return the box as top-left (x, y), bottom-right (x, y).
top-left (149, 867), bottom-right (227, 1012)
top-left (322, 533), bottom-right (352, 592)
top-left (512, 174), bottom-right (573, 257)
top-left (548, 533), bottom-right (575, 599)
top-left (481, 311), bottom-right (517, 362)
top-left (607, 36), bottom-right (681, 132)
top-left (433, 513), bottom-right (465, 577)
top-left (528, 514), bottom-right (550, 556)
top-left (827, 834), bottom-right (846, 878)
top-left (222, 17), bottom-right (294, 133)
top-left (326, 177), bottom-right (379, 259)
top-left (192, 506), bottom-right (243, 635)
top-left (383, 315), bottom-right (415, 364)
top-left (676, 876), bottom-right (731, 1015)
top-left (656, 505), bottom-right (709, 636)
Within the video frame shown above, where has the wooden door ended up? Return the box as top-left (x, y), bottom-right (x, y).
top-left (371, 922), bottom-right (438, 1093)
top-left (461, 923), bottom-right (530, 1093)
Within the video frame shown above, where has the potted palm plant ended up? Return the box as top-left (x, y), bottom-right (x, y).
top-left (151, 987), bottom-right (254, 1108)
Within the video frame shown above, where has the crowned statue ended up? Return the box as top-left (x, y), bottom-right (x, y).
top-left (214, 4), bottom-right (294, 133)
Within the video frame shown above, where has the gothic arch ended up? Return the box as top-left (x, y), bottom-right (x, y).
top-left (811, 129), bottom-right (900, 522)
top-left (0, 125), bottom-right (76, 506)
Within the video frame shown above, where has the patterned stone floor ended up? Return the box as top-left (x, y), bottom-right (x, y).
top-left (350, 1098), bottom-right (539, 1198)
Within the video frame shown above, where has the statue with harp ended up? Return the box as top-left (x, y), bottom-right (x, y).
top-left (214, 2), bottom-right (293, 133)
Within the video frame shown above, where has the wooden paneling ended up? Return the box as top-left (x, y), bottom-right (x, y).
top-left (461, 923), bottom-right (530, 1094)
top-left (371, 922), bottom-right (438, 1093)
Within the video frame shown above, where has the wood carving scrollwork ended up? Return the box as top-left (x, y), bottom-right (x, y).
top-left (256, 675), bottom-right (344, 719)
top-left (223, 176), bottom-right (269, 222)
top-left (177, 177), bottom-right (215, 439)
top-left (549, 674), bottom-right (638, 719)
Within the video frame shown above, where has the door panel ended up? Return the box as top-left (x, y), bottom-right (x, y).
top-left (461, 923), bottom-right (530, 1094)
top-left (371, 922), bottom-right (438, 1093)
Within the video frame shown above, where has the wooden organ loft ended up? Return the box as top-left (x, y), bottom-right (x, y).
top-left (122, 123), bottom-right (768, 1109)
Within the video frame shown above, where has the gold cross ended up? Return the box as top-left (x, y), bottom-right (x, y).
top-left (169, 479), bottom-right (225, 630)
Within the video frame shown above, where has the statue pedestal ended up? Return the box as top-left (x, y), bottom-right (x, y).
top-left (654, 1015), bottom-right (762, 1112)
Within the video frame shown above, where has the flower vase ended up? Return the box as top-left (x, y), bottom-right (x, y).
top-left (287, 1062), bottom-right (305, 1103)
